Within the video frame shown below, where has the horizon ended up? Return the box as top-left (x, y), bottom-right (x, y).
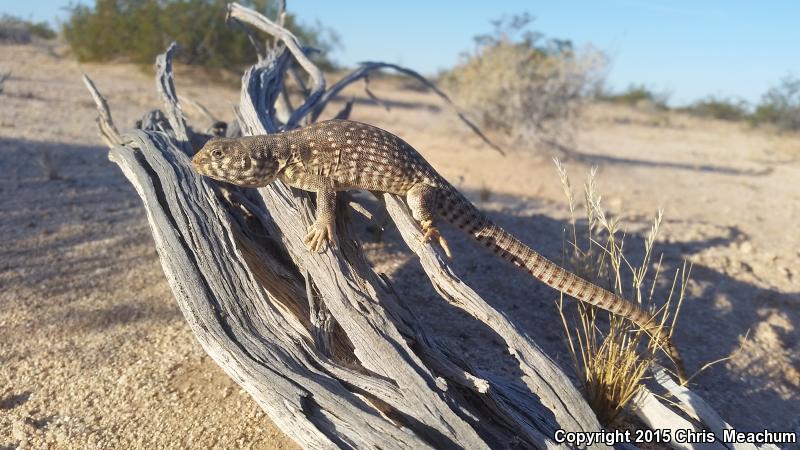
top-left (3, 0), bottom-right (799, 107)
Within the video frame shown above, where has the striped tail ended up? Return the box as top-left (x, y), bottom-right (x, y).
top-left (436, 188), bottom-right (687, 382)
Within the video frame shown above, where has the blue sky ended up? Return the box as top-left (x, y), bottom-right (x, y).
top-left (5, 0), bottom-right (799, 105)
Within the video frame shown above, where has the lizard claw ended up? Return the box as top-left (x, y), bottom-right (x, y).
top-left (304, 221), bottom-right (337, 253)
top-left (419, 220), bottom-right (452, 260)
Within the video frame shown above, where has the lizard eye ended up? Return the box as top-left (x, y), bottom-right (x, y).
top-left (211, 149), bottom-right (224, 160)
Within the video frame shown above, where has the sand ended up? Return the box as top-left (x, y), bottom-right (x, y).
top-left (1, 42), bottom-right (798, 449)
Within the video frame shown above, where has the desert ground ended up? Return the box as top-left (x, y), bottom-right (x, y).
top-left (1, 42), bottom-right (798, 449)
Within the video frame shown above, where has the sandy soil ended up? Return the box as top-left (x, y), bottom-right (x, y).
top-left (1, 42), bottom-right (798, 449)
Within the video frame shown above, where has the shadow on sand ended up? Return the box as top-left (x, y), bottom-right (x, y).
top-left (0, 137), bottom-right (182, 332)
top-left (548, 140), bottom-right (775, 177)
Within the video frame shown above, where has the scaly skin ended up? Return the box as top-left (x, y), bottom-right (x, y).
top-left (191, 119), bottom-right (687, 382)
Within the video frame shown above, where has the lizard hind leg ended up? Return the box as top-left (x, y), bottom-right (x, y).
top-left (406, 183), bottom-right (452, 259)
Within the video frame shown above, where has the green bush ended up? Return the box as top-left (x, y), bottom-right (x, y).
top-left (681, 96), bottom-right (749, 121)
top-left (0, 14), bottom-right (57, 43)
top-left (62, 0), bottom-right (339, 71)
top-left (597, 84), bottom-right (670, 110)
top-left (440, 13), bottom-right (605, 146)
top-left (751, 75), bottom-right (800, 131)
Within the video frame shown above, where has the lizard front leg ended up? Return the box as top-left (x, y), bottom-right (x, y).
top-left (406, 183), bottom-right (452, 259)
top-left (305, 180), bottom-right (338, 252)
top-left (281, 168), bottom-right (338, 252)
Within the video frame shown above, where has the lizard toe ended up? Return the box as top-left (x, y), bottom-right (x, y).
top-left (418, 222), bottom-right (453, 259)
top-left (437, 234), bottom-right (453, 260)
top-left (304, 222), bottom-right (334, 253)
top-left (326, 223), bottom-right (338, 248)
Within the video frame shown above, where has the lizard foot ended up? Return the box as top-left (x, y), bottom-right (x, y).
top-left (304, 221), bottom-right (336, 253)
top-left (419, 220), bottom-right (453, 260)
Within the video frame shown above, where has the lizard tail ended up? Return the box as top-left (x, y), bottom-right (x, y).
top-left (436, 189), bottom-right (687, 383)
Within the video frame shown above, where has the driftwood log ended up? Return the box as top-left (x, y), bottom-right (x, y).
top-left (83, 3), bottom-right (764, 449)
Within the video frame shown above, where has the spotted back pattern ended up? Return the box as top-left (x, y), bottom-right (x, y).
top-left (278, 120), bottom-right (440, 194)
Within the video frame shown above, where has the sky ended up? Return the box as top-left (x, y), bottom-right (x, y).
top-left (4, 0), bottom-right (799, 106)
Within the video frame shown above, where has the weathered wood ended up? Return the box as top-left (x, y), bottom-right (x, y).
top-left (82, 75), bottom-right (123, 147)
top-left (632, 366), bottom-right (780, 450)
top-left (633, 387), bottom-right (710, 450)
top-left (83, 2), bottom-right (752, 448)
top-left (154, 42), bottom-right (190, 151)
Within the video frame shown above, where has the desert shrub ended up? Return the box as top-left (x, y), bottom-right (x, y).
top-left (681, 96), bottom-right (749, 121)
top-left (62, 0), bottom-right (339, 71)
top-left (0, 14), bottom-right (57, 43)
top-left (597, 84), bottom-right (670, 110)
top-left (751, 75), bottom-right (800, 132)
top-left (440, 13), bottom-right (605, 147)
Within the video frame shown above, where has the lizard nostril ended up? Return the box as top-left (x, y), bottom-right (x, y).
top-left (191, 156), bottom-right (206, 171)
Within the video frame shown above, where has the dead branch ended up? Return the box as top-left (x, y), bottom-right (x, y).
top-left (310, 61), bottom-right (505, 155)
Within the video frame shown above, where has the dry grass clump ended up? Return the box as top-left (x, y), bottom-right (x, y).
top-left (553, 159), bottom-right (690, 425)
top-left (440, 14), bottom-right (605, 149)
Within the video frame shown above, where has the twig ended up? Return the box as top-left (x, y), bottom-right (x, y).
top-left (82, 74), bottom-right (124, 147)
top-left (311, 61), bottom-right (505, 155)
top-left (154, 42), bottom-right (191, 153)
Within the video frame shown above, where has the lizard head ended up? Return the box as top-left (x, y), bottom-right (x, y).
top-left (192, 137), bottom-right (281, 187)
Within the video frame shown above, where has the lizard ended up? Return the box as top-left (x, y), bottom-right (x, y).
top-left (191, 118), bottom-right (687, 382)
